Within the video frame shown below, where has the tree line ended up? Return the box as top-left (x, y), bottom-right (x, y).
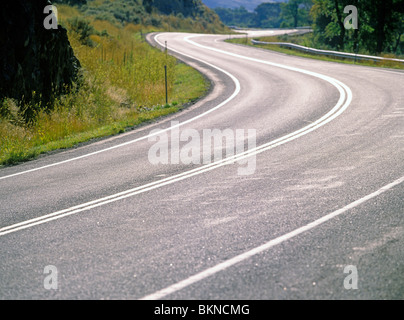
top-left (311, 0), bottom-right (404, 54)
top-left (215, 0), bottom-right (404, 55)
top-left (214, 1), bottom-right (313, 29)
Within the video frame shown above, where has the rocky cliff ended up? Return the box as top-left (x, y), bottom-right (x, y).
top-left (0, 0), bottom-right (80, 118)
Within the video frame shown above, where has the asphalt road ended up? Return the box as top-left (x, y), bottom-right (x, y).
top-left (0, 30), bottom-right (403, 300)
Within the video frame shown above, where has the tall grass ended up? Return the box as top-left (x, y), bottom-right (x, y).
top-left (0, 8), bottom-right (209, 166)
top-left (72, 23), bottom-right (177, 107)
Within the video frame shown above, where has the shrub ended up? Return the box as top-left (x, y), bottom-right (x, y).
top-left (67, 16), bottom-right (97, 46)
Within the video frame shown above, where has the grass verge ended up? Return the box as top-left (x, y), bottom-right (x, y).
top-left (0, 10), bottom-right (209, 167)
top-left (227, 34), bottom-right (404, 70)
top-left (0, 59), bottom-right (208, 166)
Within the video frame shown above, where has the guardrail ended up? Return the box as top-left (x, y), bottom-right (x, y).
top-left (251, 40), bottom-right (404, 64)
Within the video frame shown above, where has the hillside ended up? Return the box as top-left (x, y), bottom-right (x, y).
top-left (213, 1), bottom-right (312, 29)
top-left (202, 0), bottom-right (287, 12)
top-left (54, 0), bottom-right (227, 32)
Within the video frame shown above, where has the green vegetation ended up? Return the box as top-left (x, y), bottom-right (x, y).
top-left (311, 0), bottom-right (404, 55)
top-left (214, 1), bottom-right (312, 28)
top-left (218, 0), bottom-right (404, 57)
top-left (204, 0), bottom-right (274, 12)
top-left (0, 2), bottom-right (213, 166)
top-left (55, 0), bottom-right (228, 33)
top-left (281, 0), bottom-right (313, 28)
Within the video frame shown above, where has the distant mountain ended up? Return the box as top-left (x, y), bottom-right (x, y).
top-left (202, 0), bottom-right (287, 12)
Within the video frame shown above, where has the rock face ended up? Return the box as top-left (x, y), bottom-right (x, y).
top-left (0, 0), bottom-right (80, 117)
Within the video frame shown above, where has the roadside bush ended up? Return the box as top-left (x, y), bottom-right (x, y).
top-left (67, 16), bottom-right (97, 46)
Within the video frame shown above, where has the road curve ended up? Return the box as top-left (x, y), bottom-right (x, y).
top-left (0, 31), bottom-right (403, 300)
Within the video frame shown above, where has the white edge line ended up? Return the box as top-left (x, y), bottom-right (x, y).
top-left (139, 175), bottom-right (404, 300)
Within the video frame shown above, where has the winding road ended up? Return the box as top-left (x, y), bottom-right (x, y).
top-left (1, 30), bottom-right (403, 300)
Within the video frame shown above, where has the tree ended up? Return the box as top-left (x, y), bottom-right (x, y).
top-left (214, 7), bottom-right (256, 27)
top-left (311, 0), bottom-right (404, 54)
top-left (150, 0), bottom-right (202, 17)
top-left (367, 0), bottom-right (404, 54)
top-left (254, 3), bottom-right (282, 28)
top-left (393, 15), bottom-right (404, 53)
top-left (281, 0), bottom-right (313, 28)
